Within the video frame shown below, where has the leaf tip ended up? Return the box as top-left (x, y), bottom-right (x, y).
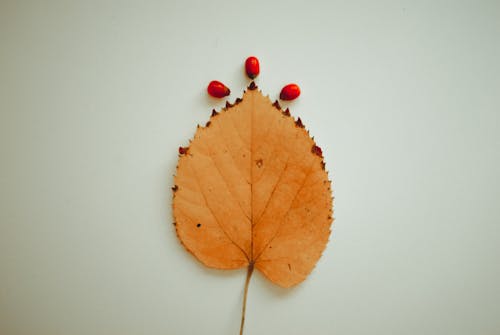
top-left (295, 117), bottom-right (304, 128)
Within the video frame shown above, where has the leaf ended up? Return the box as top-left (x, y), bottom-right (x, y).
top-left (172, 83), bottom-right (333, 333)
top-left (173, 84), bottom-right (333, 286)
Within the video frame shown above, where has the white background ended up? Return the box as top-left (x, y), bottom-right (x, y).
top-left (1, 1), bottom-right (499, 334)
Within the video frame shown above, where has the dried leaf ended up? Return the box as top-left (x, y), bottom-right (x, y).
top-left (173, 85), bottom-right (333, 288)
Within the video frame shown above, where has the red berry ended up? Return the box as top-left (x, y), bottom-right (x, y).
top-left (207, 80), bottom-right (230, 98)
top-left (280, 83), bottom-right (301, 101)
top-left (245, 56), bottom-right (260, 79)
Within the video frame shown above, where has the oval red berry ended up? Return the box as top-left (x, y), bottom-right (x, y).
top-left (207, 80), bottom-right (230, 98)
top-left (280, 83), bottom-right (301, 101)
top-left (245, 56), bottom-right (260, 79)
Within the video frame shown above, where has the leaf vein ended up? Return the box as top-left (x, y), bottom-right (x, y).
top-left (188, 162), bottom-right (250, 261)
top-left (253, 156), bottom-right (290, 227)
top-left (196, 149), bottom-right (251, 221)
top-left (254, 158), bottom-right (316, 261)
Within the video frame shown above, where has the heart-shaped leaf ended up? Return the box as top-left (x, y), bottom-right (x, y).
top-left (172, 83), bottom-right (333, 333)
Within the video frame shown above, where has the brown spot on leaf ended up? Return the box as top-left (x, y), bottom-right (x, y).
top-left (211, 109), bottom-right (218, 117)
top-left (172, 185), bottom-right (179, 192)
top-left (312, 145), bottom-right (323, 157)
top-left (283, 108), bottom-right (290, 117)
top-left (256, 159), bottom-right (263, 168)
top-left (178, 146), bottom-right (188, 155)
top-left (248, 81), bottom-right (257, 90)
top-left (272, 100), bottom-right (281, 110)
top-left (205, 121), bottom-right (211, 127)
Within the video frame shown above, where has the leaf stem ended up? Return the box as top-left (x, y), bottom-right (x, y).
top-left (240, 262), bottom-right (254, 335)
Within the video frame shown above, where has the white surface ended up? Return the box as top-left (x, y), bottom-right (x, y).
top-left (1, 1), bottom-right (499, 334)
